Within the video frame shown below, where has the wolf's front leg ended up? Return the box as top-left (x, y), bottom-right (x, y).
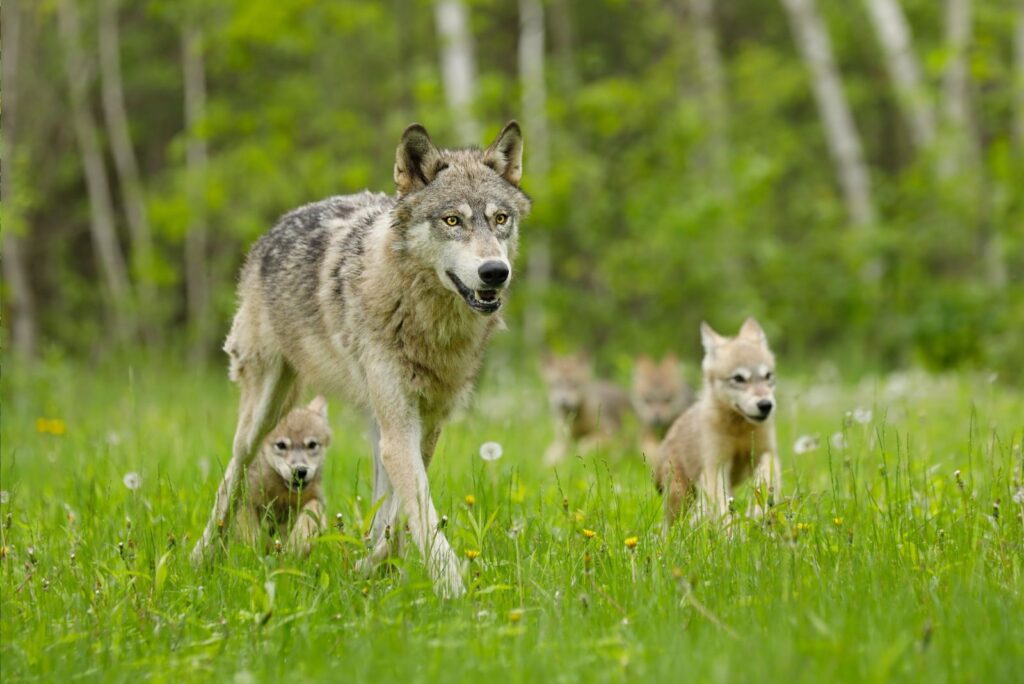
top-left (695, 464), bottom-right (731, 526)
top-left (749, 449), bottom-right (782, 518)
top-left (287, 498), bottom-right (325, 557)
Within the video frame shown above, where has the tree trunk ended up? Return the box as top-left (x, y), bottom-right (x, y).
top-left (56, 0), bottom-right (134, 340)
top-left (182, 23), bottom-right (212, 363)
top-left (98, 0), bottom-right (158, 341)
top-left (549, 0), bottom-right (578, 93)
top-left (940, 0), bottom-right (977, 176)
top-left (1, 0), bottom-right (38, 358)
top-left (862, 0), bottom-right (935, 150)
top-left (686, 0), bottom-right (730, 187)
top-left (518, 0), bottom-right (550, 347)
top-left (781, 0), bottom-right (875, 226)
top-left (434, 0), bottom-right (480, 145)
top-left (1013, 1), bottom-right (1024, 149)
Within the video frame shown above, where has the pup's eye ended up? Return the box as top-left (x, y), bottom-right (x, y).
top-left (444, 215), bottom-right (461, 227)
top-left (305, 440), bottom-right (318, 450)
top-left (731, 375), bottom-right (747, 384)
top-left (274, 440), bottom-right (288, 451)
top-left (765, 371), bottom-right (774, 381)
top-left (494, 212), bottom-right (509, 225)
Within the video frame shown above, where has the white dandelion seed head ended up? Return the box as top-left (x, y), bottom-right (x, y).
top-left (479, 441), bottom-right (503, 462)
top-left (0, 490), bottom-right (9, 504)
top-left (122, 472), bottom-right (142, 491)
top-left (793, 435), bottom-right (819, 455)
top-left (830, 432), bottom-right (847, 450)
top-left (852, 407), bottom-right (873, 425)
top-left (1012, 488), bottom-right (1024, 506)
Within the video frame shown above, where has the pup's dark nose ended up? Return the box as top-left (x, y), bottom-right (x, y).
top-left (478, 261), bottom-right (510, 287)
top-left (293, 466), bottom-right (308, 481)
top-left (756, 400), bottom-right (774, 417)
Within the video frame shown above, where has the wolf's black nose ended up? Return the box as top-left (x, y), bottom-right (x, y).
top-left (756, 400), bottom-right (774, 416)
top-left (478, 261), bottom-right (510, 287)
top-left (294, 466), bottom-right (308, 481)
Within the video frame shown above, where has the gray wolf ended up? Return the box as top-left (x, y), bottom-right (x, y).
top-left (236, 396), bottom-right (330, 556)
top-left (631, 354), bottom-right (695, 458)
top-left (656, 318), bottom-right (780, 527)
top-left (191, 121), bottom-right (529, 598)
top-left (542, 353), bottom-right (631, 465)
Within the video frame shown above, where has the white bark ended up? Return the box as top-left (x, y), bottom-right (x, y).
top-left (1014, 1), bottom-right (1024, 149)
top-left (862, 0), bottom-right (935, 149)
top-left (687, 0), bottom-right (729, 185)
top-left (57, 0), bottom-right (134, 337)
top-left (182, 23), bottom-right (212, 361)
top-left (2, 0), bottom-right (38, 357)
top-left (434, 0), bottom-right (479, 145)
top-left (98, 0), bottom-right (156, 308)
top-left (518, 0), bottom-right (550, 347)
top-left (781, 0), bottom-right (875, 226)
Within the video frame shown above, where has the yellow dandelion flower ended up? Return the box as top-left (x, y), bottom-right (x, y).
top-left (465, 549), bottom-right (480, 560)
top-left (624, 536), bottom-right (638, 550)
top-left (582, 528), bottom-right (596, 539)
top-left (508, 608), bottom-right (524, 623)
top-left (35, 418), bottom-right (48, 434)
top-left (796, 522), bottom-right (811, 532)
top-left (465, 494), bottom-right (476, 507)
top-left (48, 419), bottom-right (66, 436)
top-left (574, 511), bottom-right (585, 524)
top-left (833, 517), bottom-right (844, 526)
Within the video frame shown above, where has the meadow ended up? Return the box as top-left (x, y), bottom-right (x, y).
top-left (1, 354), bottom-right (1022, 682)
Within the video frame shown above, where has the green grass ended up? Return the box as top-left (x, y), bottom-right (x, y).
top-left (1, 354), bottom-right (1022, 682)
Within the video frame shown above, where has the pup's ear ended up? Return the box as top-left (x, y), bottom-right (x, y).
top-left (394, 123), bottom-right (445, 196)
top-left (739, 317), bottom-right (767, 345)
top-left (661, 353), bottom-right (679, 369)
top-left (635, 355), bottom-right (654, 371)
top-left (483, 121), bottom-right (524, 186)
top-left (307, 395), bottom-right (328, 419)
top-left (700, 322), bottom-right (724, 357)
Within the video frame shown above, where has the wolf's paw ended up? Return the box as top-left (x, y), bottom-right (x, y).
top-left (429, 545), bottom-right (465, 599)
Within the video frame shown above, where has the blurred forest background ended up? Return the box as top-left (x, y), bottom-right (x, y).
top-left (2, 0), bottom-right (1022, 379)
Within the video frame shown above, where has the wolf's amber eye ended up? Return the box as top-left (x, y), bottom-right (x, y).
top-left (765, 372), bottom-right (774, 381)
top-left (306, 440), bottom-right (318, 450)
top-left (444, 215), bottom-right (461, 227)
top-left (274, 440), bottom-right (288, 451)
top-left (494, 212), bottom-right (509, 225)
top-left (731, 375), bottom-right (747, 384)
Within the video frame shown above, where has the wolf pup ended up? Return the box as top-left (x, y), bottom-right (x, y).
top-left (236, 397), bottom-right (330, 556)
top-left (656, 318), bottom-right (780, 527)
top-left (191, 122), bottom-right (530, 598)
top-left (542, 354), bottom-right (631, 465)
top-left (632, 355), bottom-right (695, 458)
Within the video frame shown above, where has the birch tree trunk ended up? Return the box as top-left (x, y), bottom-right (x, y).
top-left (98, 0), bottom-right (157, 339)
top-left (549, 0), bottom-right (578, 93)
top-left (518, 0), bottom-right (550, 347)
top-left (2, 0), bottom-right (38, 357)
top-left (686, 0), bottom-right (730, 188)
top-left (781, 0), bottom-right (875, 226)
top-left (57, 0), bottom-right (134, 340)
top-left (182, 23), bottom-right (212, 362)
top-left (940, 0), bottom-right (976, 175)
top-left (862, 0), bottom-right (935, 150)
top-left (434, 0), bottom-right (480, 145)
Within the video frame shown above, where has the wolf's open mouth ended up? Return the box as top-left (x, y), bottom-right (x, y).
top-left (446, 271), bottom-right (502, 314)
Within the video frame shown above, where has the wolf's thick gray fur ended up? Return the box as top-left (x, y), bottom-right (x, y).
top-left (191, 122), bottom-right (529, 597)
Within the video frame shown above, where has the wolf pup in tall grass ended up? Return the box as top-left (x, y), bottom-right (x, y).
top-left (542, 354), bottom-right (631, 465)
top-left (236, 397), bottom-right (330, 557)
top-left (191, 122), bottom-right (529, 598)
top-left (632, 355), bottom-right (695, 458)
top-left (656, 318), bottom-right (781, 527)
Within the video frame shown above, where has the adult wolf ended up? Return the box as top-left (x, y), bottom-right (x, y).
top-left (191, 122), bottom-right (529, 597)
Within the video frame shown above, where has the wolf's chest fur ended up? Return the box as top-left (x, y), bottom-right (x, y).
top-left (245, 192), bottom-right (496, 417)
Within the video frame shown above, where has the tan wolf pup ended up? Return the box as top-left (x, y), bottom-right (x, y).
top-left (631, 354), bottom-right (695, 458)
top-left (236, 397), bottom-right (330, 557)
top-left (191, 121), bottom-right (530, 598)
top-left (656, 318), bottom-right (781, 527)
top-left (542, 353), bottom-right (631, 465)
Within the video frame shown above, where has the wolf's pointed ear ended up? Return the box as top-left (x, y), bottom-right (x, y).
top-left (739, 317), bottom-right (767, 345)
top-left (700, 322), bottom-right (723, 357)
top-left (661, 353), bottom-right (680, 369)
top-left (483, 121), bottom-right (524, 186)
top-left (395, 123), bottom-right (445, 196)
top-left (307, 395), bottom-right (328, 420)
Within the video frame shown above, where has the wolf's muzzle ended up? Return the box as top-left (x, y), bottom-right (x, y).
top-left (446, 271), bottom-right (502, 314)
top-left (478, 260), bottom-right (510, 287)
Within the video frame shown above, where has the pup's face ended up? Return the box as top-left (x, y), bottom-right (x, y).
top-left (394, 122), bottom-right (531, 316)
top-left (632, 355), bottom-right (689, 430)
top-left (261, 397), bottom-right (331, 491)
top-left (701, 318), bottom-right (776, 424)
top-left (543, 354), bottom-right (593, 414)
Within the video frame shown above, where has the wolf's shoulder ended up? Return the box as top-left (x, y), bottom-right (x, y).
top-left (277, 191), bottom-right (394, 232)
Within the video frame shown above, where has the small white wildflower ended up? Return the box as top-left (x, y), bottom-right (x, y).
top-left (830, 432), bottom-right (847, 450)
top-left (852, 407), bottom-right (873, 425)
top-left (1012, 488), bottom-right (1024, 506)
top-left (122, 472), bottom-right (142, 491)
top-left (793, 435), bottom-right (819, 455)
top-left (106, 431), bottom-right (122, 446)
top-left (478, 441), bottom-right (503, 462)
top-left (0, 491), bottom-right (9, 504)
